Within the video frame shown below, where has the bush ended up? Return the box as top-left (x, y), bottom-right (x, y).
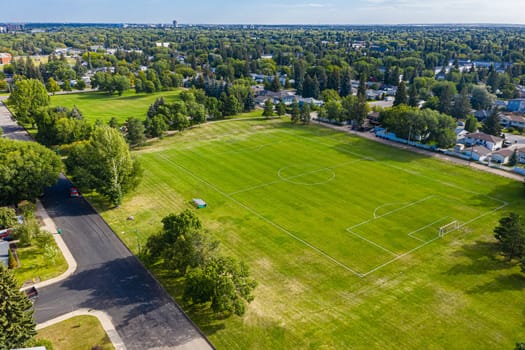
top-left (34, 231), bottom-right (54, 249)
top-left (8, 248), bottom-right (18, 269)
top-left (14, 218), bottom-right (41, 247)
top-left (25, 338), bottom-right (54, 349)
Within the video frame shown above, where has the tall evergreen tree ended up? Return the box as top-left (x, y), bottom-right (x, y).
top-left (290, 101), bottom-right (300, 123)
top-left (340, 69), bottom-right (352, 97)
top-left (0, 265), bottom-right (36, 348)
top-left (300, 103), bottom-right (311, 124)
top-left (276, 100), bottom-right (286, 116)
top-left (464, 115), bottom-right (478, 133)
top-left (262, 99), bottom-right (274, 117)
top-left (408, 83), bottom-right (418, 107)
top-left (494, 212), bottom-right (525, 261)
top-left (393, 81), bottom-right (408, 106)
top-left (452, 87), bottom-right (472, 119)
top-left (481, 109), bottom-right (502, 136)
top-left (438, 84), bottom-right (453, 115)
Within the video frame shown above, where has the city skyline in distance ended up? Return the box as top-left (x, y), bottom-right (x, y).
top-left (1, 0), bottom-right (524, 25)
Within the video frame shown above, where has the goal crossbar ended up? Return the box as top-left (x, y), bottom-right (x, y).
top-left (439, 220), bottom-right (459, 237)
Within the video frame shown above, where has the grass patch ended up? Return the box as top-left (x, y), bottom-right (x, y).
top-left (37, 315), bottom-right (115, 350)
top-left (98, 118), bottom-right (525, 349)
top-left (50, 89), bottom-right (183, 124)
top-left (14, 239), bottom-right (67, 286)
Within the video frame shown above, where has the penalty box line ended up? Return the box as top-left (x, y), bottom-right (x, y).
top-left (158, 154), bottom-right (364, 278)
top-left (360, 200), bottom-right (509, 277)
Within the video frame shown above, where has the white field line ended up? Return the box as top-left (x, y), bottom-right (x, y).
top-left (406, 217), bottom-right (451, 242)
top-left (228, 158), bottom-right (364, 196)
top-left (347, 195), bottom-right (436, 231)
top-left (373, 202), bottom-right (407, 219)
top-left (346, 229), bottom-right (400, 257)
top-left (157, 154), bottom-right (364, 278)
top-left (360, 200), bottom-right (509, 277)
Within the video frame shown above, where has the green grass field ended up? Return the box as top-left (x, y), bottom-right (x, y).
top-left (50, 90), bottom-right (182, 124)
top-left (99, 119), bottom-right (525, 349)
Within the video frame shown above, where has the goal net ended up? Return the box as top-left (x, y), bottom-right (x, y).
top-left (438, 220), bottom-right (459, 237)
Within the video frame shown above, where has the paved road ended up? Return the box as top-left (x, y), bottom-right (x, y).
top-left (0, 100), bottom-right (213, 350)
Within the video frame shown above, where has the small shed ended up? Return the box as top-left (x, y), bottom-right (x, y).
top-left (192, 198), bottom-right (207, 209)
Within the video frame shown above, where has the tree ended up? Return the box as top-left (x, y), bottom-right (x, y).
top-left (471, 86), bottom-right (495, 110)
top-left (8, 79), bottom-right (50, 127)
top-left (452, 87), bottom-right (471, 119)
top-left (46, 77), bottom-right (60, 95)
top-left (0, 139), bottom-right (62, 206)
top-left (0, 265), bottom-right (36, 348)
top-left (438, 83), bottom-right (454, 115)
top-left (408, 83), bottom-right (418, 107)
top-left (300, 103), bottom-right (311, 124)
top-left (290, 101), bottom-right (300, 123)
top-left (481, 109), bottom-right (502, 136)
top-left (276, 100), bottom-right (286, 116)
top-left (0, 207), bottom-right (17, 229)
top-left (112, 74), bottom-right (131, 96)
top-left (509, 149), bottom-right (518, 166)
top-left (220, 93), bottom-right (242, 117)
top-left (340, 69), bottom-right (352, 97)
top-left (464, 115), bottom-right (478, 133)
top-left (262, 99), bottom-right (274, 117)
top-left (125, 117), bottom-right (146, 147)
top-left (184, 256), bottom-right (257, 316)
top-left (65, 126), bottom-right (141, 206)
top-left (268, 75), bottom-right (281, 92)
top-left (494, 212), bottom-right (525, 261)
top-left (108, 117), bottom-right (119, 129)
top-left (393, 81), bottom-right (408, 106)
top-left (145, 210), bottom-right (216, 276)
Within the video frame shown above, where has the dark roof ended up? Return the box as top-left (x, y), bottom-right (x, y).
top-left (492, 149), bottom-right (514, 157)
top-left (467, 132), bottom-right (503, 143)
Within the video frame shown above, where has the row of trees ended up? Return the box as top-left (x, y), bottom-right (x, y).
top-left (144, 210), bottom-right (256, 316)
top-left (379, 105), bottom-right (457, 148)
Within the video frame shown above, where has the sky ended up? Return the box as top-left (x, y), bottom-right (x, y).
top-left (2, 0), bottom-right (524, 25)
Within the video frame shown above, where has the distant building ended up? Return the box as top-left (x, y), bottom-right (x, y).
top-left (0, 52), bottom-right (11, 65)
top-left (508, 99), bottom-right (525, 113)
top-left (156, 42), bottom-right (170, 48)
top-left (173, 20), bottom-right (178, 28)
top-left (463, 132), bottom-right (503, 151)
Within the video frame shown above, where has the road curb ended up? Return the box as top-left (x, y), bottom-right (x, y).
top-left (36, 308), bottom-right (126, 350)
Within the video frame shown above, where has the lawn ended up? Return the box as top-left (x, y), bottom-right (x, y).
top-left (37, 315), bottom-right (114, 350)
top-left (14, 240), bottom-right (67, 286)
top-left (50, 89), bottom-right (183, 124)
top-left (99, 118), bottom-right (525, 349)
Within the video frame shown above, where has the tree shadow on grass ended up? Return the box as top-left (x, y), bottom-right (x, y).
top-left (445, 240), bottom-right (510, 275)
top-left (467, 273), bottom-right (525, 294)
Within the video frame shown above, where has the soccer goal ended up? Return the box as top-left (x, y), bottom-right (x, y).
top-left (438, 220), bottom-right (460, 237)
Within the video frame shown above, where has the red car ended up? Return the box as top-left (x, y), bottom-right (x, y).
top-left (69, 187), bottom-right (80, 197)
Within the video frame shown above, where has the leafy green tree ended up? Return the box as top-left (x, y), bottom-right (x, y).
top-left (393, 81), bottom-right (408, 106)
top-left (494, 212), bottom-right (525, 261)
top-left (113, 74), bottom-right (131, 96)
top-left (108, 117), bottom-right (119, 129)
top-left (262, 99), bottom-right (274, 117)
top-left (8, 79), bottom-right (50, 127)
top-left (0, 265), bottom-right (36, 349)
top-left (471, 86), bottom-right (495, 110)
top-left (408, 83), bottom-right (419, 107)
top-left (65, 126), bottom-right (141, 206)
top-left (481, 109), bottom-right (502, 136)
top-left (0, 207), bottom-right (17, 229)
top-left (509, 149), bottom-right (518, 166)
top-left (221, 93), bottom-right (242, 117)
top-left (144, 115), bottom-right (168, 138)
top-left (145, 210), bottom-right (216, 276)
top-left (184, 256), bottom-right (257, 316)
top-left (0, 139), bottom-right (62, 206)
top-left (46, 77), bottom-right (60, 95)
top-left (125, 117), bottom-right (146, 147)
top-left (464, 115), bottom-right (478, 133)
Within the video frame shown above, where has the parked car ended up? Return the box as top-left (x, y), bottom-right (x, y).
top-left (69, 187), bottom-right (80, 197)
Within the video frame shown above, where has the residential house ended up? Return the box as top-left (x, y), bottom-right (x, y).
top-left (459, 145), bottom-right (491, 161)
top-left (463, 132), bottom-right (503, 151)
top-left (474, 110), bottom-right (491, 121)
top-left (491, 148), bottom-right (514, 164)
top-left (500, 113), bottom-right (525, 129)
top-left (516, 147), bottom-right (525, 164)
top-left (508, 99), bottom-right (525, 113)
top-left (455, 127), bottom-right (469, 140)
top-left (0, 52), bottom-right (12, 65)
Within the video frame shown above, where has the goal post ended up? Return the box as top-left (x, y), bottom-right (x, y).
top-left (438, 220), bottom-right (459, 237)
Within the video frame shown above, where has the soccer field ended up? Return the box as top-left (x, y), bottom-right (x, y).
top-left (101, 118), bottom-right (525, 349)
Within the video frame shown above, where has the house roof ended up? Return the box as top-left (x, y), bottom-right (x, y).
top-left (469, 146), bottom-right (492, 156)
top-left (492, 149), bottom-right (514, 157)
top-left (466, 132), bottom-right (503, 143)
top-left (501, 113), bottom-right (525, 123)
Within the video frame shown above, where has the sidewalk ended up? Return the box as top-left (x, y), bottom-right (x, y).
top-left (36, 308), bottom-right (126, 350)
top-left (24, 202), bottom-right (125, 349)
top-left (315, 119), bottom-right (524, 182)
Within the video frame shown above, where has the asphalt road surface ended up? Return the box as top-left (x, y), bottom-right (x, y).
top-left (1, 100), bottom-right (213, 350)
